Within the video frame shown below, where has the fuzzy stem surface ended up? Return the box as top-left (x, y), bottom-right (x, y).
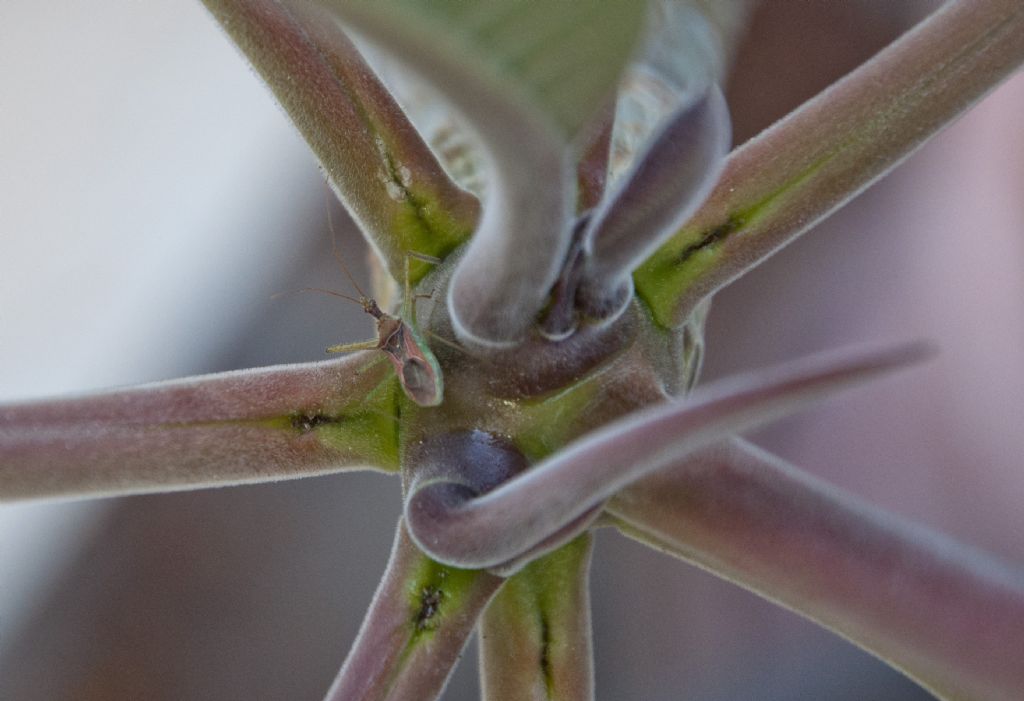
top-left (610, 438), bottom-right (1024, 701)
top-left (324, 520), bottom-right (503, 701)
top-left (635, 0), bottom-right (1024, 327)
top-left (201, 0), bottom-right (479, 282)
top-left (480, 536), bottom-right (595, 701)
top-left (0, 354), bottom-right (395, 501)
top-left (406, 342), bottom-right (931, 569)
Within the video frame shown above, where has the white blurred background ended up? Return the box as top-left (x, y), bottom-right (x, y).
top-left (0, 0), bottom-right (378, 688)
top-left (2, 1), bottom-right (1022, 700)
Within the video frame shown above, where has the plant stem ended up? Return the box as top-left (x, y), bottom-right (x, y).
top-left (324, 520), bottom-right (502, 701)
top-left (480, 536), bottom-right (594, 701)
top-left (635, 0), bottom-right (1024, 328)
top-left (0, 354), bottom-right (395, 501)
top-left (405, 342), bottom-right (930, 569)
top-left (201, 0), bottom-right (479, 282)
top-left (610, 438), bottom-right (1024, 701)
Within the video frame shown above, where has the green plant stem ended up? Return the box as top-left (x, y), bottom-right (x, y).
top-left (0, 353), bottom-right (397, 501)
top-left (324, 520), bottom-right (502, 701)
top-left (635, 0), bottom-right (1024, 328)
top-left (200, 0), bottom-right (479, 282)
top-left (479, 536), bottom-right (594, 701)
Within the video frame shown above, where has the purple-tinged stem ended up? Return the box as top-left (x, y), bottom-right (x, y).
top-left (609, 438), bottom-right (1024, 701)
top-left (309, 9), bottom-right (565, 349)
top-left (480, 536), bottom-right (594, 701)
top-left (635, 0), bottom-right (1024, 328)
top-left (576, 106), bottom-right (615, 214)
top-left (323, 520), bottom-right (502, 701)
top-left (538, 105), bottom-right (615, 340)
top-left (0, 353), bottom-right (394, 501)
top-left (443, 120), bottom-right (573, 348)
top-left (318, 1), bottom-right (646, 347)
top-left (542, 87), bottom-right (730, 340)
top-left (577, 85), bottom-right (731, 322)
top-left (405, 341), bottom-right (932, 569)
top-left (200, 0), bottom-right (479, 281)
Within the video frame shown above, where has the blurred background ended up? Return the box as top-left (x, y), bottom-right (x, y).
top-left (1, 1), bottom-right (1021, 699)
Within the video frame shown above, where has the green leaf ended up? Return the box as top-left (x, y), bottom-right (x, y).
top-left (310, 1), bottom-right (647, 346)
top-left (323, 0), bottom-right (648, 142)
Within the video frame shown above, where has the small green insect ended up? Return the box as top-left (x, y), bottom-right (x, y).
top-left (323, 251), bottom-right (444, 407)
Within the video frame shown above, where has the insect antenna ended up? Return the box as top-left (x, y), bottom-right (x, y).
top-left (325, 190), bottom-right (370, 302)
top-left (424, 329), bottom-right (467, 355)
top-left (271, 286), bottom-right (365, 307)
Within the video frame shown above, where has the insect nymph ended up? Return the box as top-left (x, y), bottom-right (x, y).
top-left (319, 249), bottom-right (444, 408)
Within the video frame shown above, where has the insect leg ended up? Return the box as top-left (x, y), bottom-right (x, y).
top-left (326, 339), bottom-right (380, 354)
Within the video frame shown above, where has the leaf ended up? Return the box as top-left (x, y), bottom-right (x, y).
top-left (321, 0), bottom-right (648, 142)
top-left (609, 438), bottom-right (1024, 701)
top-left (201, 0), bottom-right (480, 282)
top-left (606, 0), bottom-right (729, 184)
top-left (0, 353), bottom-right (398, 501)
top-left (324, 519), bottom-right (503, 701)
top-left (634, 0), bottom-right (1024, 328)
top-left (576, 84), bottom-right (731, 320)
top-left (319, 0), bottom-right (648, 345)
top-left (405, 341), bottom-right (933, 569)
top-left (479, 535), bottom-right (594, 701)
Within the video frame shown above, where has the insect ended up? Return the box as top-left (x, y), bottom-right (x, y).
top-left (277, 197), bottom-right (445, 407)
top-left (322, 250), bottom-right (444, 407)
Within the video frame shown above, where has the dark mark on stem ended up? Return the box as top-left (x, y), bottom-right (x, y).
top-left (415, 586), bottom-right (444, 631)
top-left (290, 413), bottom-right (341, 433)
top-left (676, 215), bottom-right (742, 264)
top-left (539, 612), bottom-right (553, 691)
